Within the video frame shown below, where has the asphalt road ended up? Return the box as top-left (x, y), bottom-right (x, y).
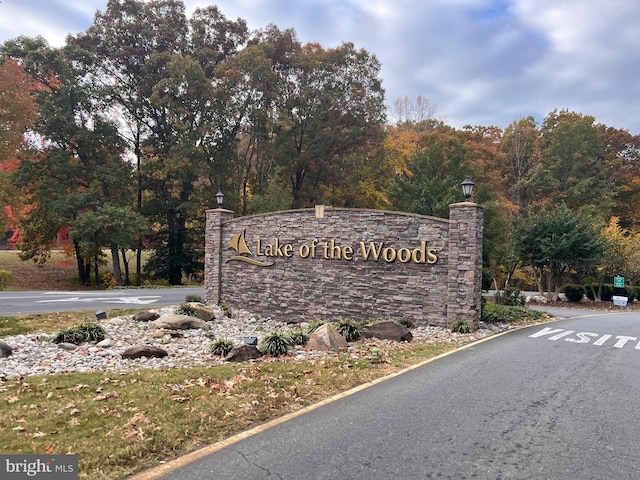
top-left (151, 308), bottom-right (640, 480)
top-left (0, 287), bottom-right (205, 316)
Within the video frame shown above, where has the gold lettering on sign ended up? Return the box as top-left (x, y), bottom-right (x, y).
top-left (228, 231), bottom-right (438, 266)
top-left (322, 240), bottom-right (354, 260)
top-left (299, 239), bottom-right (320, 259)
top-left (359, 241), bottom-right (437, 264)
top-left (257, 238), bottom-right (294, 258)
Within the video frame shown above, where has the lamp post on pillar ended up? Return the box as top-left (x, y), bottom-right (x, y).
top-left (461, 176), bottom-right (474, 201)
top-left (205, 193), bottom-right (233, 306)
top-left (215, 188), bottom-right (224, 208)
top-left (448, 177), bottom-right (483, 330)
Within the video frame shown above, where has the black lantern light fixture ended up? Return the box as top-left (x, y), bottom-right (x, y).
top-left (461, 176), bottom-right (474, 201)
top-left (215, 188), bottom-right (224, 208)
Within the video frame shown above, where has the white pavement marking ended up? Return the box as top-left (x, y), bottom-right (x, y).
top-left (529, 327), bottom-right (640, 350)
top-left (36, 296), bottom-right (161, 305)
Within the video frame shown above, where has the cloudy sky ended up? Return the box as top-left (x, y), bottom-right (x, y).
top-left (1, 0), bottom-right (639, 134)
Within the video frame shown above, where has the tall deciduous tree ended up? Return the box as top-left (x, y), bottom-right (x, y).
top-left (273, 40), bottom-right (386, 208)
top-left (72, 0), bottom-right (249, 285)
top-left (0, 58), bottom-right (37, 162)
top-left (514, 204), bottom-right (604, 300)
top-left (532, 109), bottom-right (614, 218)
top-left (3, 36), bottom-right (144, 285)
top-left (0, 58), bottom-right (38, 236)
top-left (597, 124), bottom-right (640, 229)
top-left (501, 116), bottom-right (539, 210)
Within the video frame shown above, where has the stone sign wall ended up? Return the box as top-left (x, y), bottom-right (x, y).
top-left (204, 203), bottom-right (483, 328)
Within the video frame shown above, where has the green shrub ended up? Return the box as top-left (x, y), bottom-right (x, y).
top-left (175, 304), bottom-right (197, 316)
top-left (494, 287), bottom-right (525, 306)
top-left (258, 332), bottom-right (291, 357)
top-left (0, 270), bottom-right (11, 291)
top-left (563, 284), bottom-right (585, 302)
top-left (53, 322), bottom-right (106, 345)
top-left (288, 329), bottom-right (310, 346)
top-left (210, 338), bottom-right (234, 357)
top-left (334, 319), bottom-right (363, 342)
top-left (451, 320), bottom-right (472, 333)
top-left (481, 304), bottom-right (543, 324)
top-left (185, 295), bottom-right (204, 304)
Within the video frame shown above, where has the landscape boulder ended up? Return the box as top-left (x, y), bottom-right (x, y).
top-left (307, 323), bottom-right (348, 351)
top-left (183, 302), bottom-right (215, 321)
top-left (362, 321), bottom-right (413, 342)
top-left (0, 340), bottom-right (12, 357)
top-left (225, 344), bottom-right (262, 362)
top-left (133, 311), bottom-right (160, 322)
top-left (121, 345), bottom-right (169, 359)
top-left (150, 314), bottom-right (209, 330)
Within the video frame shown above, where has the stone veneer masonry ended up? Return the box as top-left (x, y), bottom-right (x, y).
top-left (205, 203), bottom-right (483, 328)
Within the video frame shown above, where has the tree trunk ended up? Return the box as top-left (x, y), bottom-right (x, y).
top-left (121, 248), bottom-right (130, 286)
top-left (74, 240), bottom-right (90, 286)
top-left (93, 254), bottom-right (100, 286)
top-left (110, 243), bottom-right (123, 285)
top-left (532, 266), bottom-right (544, 297)
top-left (167, 208), bottom-right (183, 285)
top-left (135, 242), bottom-right (142, 286)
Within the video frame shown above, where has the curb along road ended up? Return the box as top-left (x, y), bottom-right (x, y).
top-left (132, 307), bottom-right (640, 479)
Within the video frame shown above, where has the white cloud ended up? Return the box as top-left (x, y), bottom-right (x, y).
top-left (1, 0), bottom-right (639, 133)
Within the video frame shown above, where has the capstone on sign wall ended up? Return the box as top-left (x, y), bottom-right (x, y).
top-left (205, 204), bottom-right (483, 328)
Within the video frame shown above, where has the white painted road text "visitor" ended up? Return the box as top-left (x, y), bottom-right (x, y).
top-left (529, 327), bottom-right (640, 349)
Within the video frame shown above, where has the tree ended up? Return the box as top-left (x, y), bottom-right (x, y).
top-left (501, 116), bottom-right (539, 210)
top-left (272, 41), bottom-right (386, 208)
top-left (3, 36), bottom-right (140, 285)
top-left (0, 58), bottom-right (38, 237)
top-left (531, 110), bottom-right (614, 217)
top-left (582, 217), bottom-right (631, 301)
top-left (389, 95), bottom-right (440, 131)
top-left (514, 204), bottom-right (604, 300)
top-left (388, 128), bottom-right (469, 218)
top-left (72, 0), bottom-right (249, 285)
top-left (0, 58), bottom-right (37, 162)
top-left (597, 125), bottom-right (640, 229)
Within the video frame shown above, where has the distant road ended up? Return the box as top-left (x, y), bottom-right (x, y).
top-left (0, 287), bottom-right (205, 316)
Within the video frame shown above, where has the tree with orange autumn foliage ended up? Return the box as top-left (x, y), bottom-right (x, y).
top-left (597, 124), bottom-right (640, 229)
top-left (0, 57), bottom-right (38, 238)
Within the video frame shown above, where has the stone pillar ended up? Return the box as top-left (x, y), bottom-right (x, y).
top-left (447, 202), bottom-right (484, 329)
top-left (205, 208), bottom-right (234, 306)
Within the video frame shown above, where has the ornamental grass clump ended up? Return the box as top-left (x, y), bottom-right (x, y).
top-left (451, 320), bottom-right (472, 333)
top-left (210, 338), bottom-right (234, 357)
top-left (288, 329), bottom-right (310, 346)
top-left (53, 322), bottom-right (106, 345)
top-left (218, 300), bottom-right (232, 317)
top-left (258, 332), bottom-right (291, 357)
top-left (175, 304), bottom-right (197, 316)
top-left (335, 319), bottom-right (363, 342)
